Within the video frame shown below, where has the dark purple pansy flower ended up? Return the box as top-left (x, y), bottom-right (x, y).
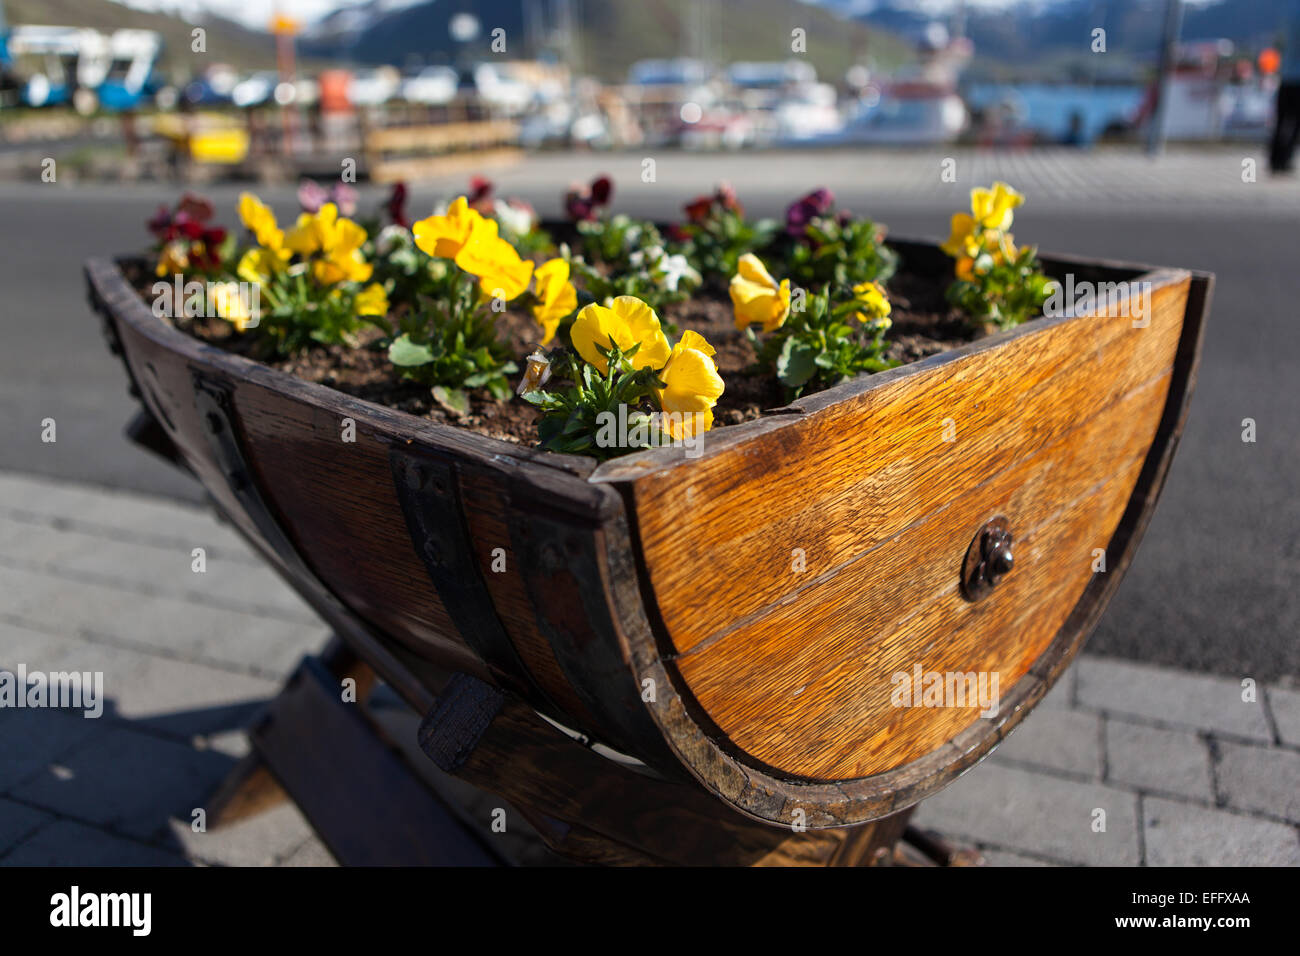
top-left (147, 204), bottom-right (174, 240)
top-left (785, 187), bottom-right (836, 237)
top-left (565, 188), bottom-right (595, 222)
top-left (176, 193), bottom-right (214, 223)
top-left (387, 181), bottom-right (409, 227)
top-left (468, 176), bottom-right (494, 213)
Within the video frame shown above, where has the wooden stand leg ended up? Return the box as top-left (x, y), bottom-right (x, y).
top-left (205, 652), bottom-right (978, 867)
top-left (900, 826), bottom-right (986, 866)
top-left (203, 637), bottom-right (372, 832)
top-left (206, 754), bottom-right (289, 829)
top-left (418, 672), bottom-right (914, 867)
top-left (203, 644), bottom-right (501, 865)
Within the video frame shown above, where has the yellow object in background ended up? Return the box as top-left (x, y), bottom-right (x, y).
top-left (188, 128), bottom-right (249, 165)
top-left (270, 14), bottom-right (300, 36)
top-left (151, 114), bottom-right (250, 165)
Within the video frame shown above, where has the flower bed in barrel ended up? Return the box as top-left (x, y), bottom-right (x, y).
top-left (85, 174), bottom-right (1211, 829)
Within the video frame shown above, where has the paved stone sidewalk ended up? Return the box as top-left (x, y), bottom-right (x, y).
top-left (1, 470), bottom-right (1296, 866)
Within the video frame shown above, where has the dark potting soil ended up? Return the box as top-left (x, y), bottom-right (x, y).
top-left (128, 260), bottom-right (976, 447)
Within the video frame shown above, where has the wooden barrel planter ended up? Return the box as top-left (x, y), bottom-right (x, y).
top-left (85, 237), bottom-right (1211, 840)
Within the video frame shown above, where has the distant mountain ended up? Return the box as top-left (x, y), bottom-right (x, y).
top-left (829, 0), bottom-right (1296, 75)
top-left (300, 0), bottom-right (914, 82)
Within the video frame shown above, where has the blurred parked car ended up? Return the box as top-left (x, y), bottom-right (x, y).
top-left (469, 62), bottom-right (533, 114)
top-left (231, 71), bottom-right (278, 108)
top-left (348, 66), bottom-right (400, 106)
top-left (401, 65), bottom-right (457, 105)
top-left (183, 65), bottom-right (238, 106)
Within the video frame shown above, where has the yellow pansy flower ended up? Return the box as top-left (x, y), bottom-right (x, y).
top-left (412, 196), bottom-right (480, 260)
top-left (354, 283), bottom-right (389, 317)
top-left (238, 193), bottom-right (284, 251)
top-left (155, 240), bottom-right (189, 277)
top-left (236, 246), bottom-right (288, 285)
top-left (570, 296), bottom-right (672, 375)
top-left (313, 249), bottom-right (373, 286)
top-left (956, 233), bottom-right (1016, 283)
top-left (970, 181), bottom-right (1023, 232)
top-left (284, 201), bottom-right (366, 258)
top-left (210, 281), bottom-right (255, 332)
top-left (655, 329), bottom-right (724, 440)
top-left (851, 281), bottom-right (892, 328)
top-left (996, 231), bottom-right (1018, 262)
top-left (940, 212), bottom-right (981, 259)
top-left (729, 253), bottom-right (791, 332)
top-left (530, 258), bottom-right (577, 345)
top-left (455, 222), bottom-right (534, 301)
top-left (281, 203), bottom-right (372, 285)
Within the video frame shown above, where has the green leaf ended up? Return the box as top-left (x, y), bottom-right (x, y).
top-left (776, 337), bottom-right (819, 389)
top-left (486, 378), bottom-right (513, 402)
top-left (431, 385), bottom-right (470, 416)
top-left (389, 333), bottom-right (435, 367)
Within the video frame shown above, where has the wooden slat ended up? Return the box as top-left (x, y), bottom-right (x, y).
top-left (370, 148), bottom-right (523, 185)
top-left (625, 276), bottom-right (1189, 655)
top-left (677, 375), bottom-right (1163, 776)
top-left (782, 459), bottom-right (1144, 779)
top-left (238, 388), bottom-right (492, 678)
top-left (458, 467), bottom-right (602, 729)
top-left (365, 120), bottom-right (519, 152)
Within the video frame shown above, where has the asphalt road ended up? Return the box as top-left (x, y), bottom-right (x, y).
top-left (0, 161), bottom-right (1295, 681)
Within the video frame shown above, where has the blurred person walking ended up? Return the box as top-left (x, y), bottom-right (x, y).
top-left (1270, 12), bottom-right (1300, 173)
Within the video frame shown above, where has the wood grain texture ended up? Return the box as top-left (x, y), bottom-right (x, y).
top-left (676, 373), bottom-right (1169, 778)
top-left (592, 276), bottom-right (1187, 780)
top-left (457, 465), bottom-right (603, 730)
top-left (240, 390), bottom-right (492, 676)
top-left (616, 275), bottom-right (1189, 655)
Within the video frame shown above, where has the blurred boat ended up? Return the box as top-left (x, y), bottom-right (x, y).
top-left (786, 25), bottom-right (970, 146)
top-left (401, 66), bottom-right (457, 106)
top-left (349, 66), bottom-right (401, 107)
top-left (794, 80), bottom-right (967, 145)
top-left (231, 71), bottom-right (279, 109)
top-left (726, 60), bottom-right (843, 143)
top-left (1133, 41), bottom-right (1276, 142)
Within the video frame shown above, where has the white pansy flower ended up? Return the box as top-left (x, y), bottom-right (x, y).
top-left (656, 254), bottom-right (701, 292)
top-left (494, 198), bottom-right (534, 237)
top-left (376, 224), bottom-right (411, 256)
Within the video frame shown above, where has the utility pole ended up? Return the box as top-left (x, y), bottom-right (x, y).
top-left (523, 0), bottom-right (542, 60)
top-left (1147, 0), bottom-right (1184, 156)
top-left (556, 0), bottom-right (578, 76)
